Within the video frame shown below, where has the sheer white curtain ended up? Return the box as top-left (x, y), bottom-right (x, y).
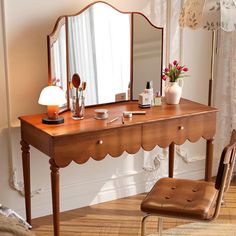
top-left (68, 4), bottom-right (131, 105)
top-left (213, 30), bottom-right (236, 156)
top-left (92, 4), bottom-right (130, 104)
top-left (212, 0), bottom-right (236, 159)
top-left (68, 11), bottom-right (98, 105)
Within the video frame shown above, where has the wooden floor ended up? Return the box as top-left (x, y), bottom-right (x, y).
top-left (32, 177), bottom-right (236, 236)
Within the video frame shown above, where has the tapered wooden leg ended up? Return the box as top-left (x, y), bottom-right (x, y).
top-left (20, 140), bottom-right (31, 224)
top-left (49, 158), bottom-right (60, 236)
top-left (21, 140), bottom-right (31, 225)
top-left (205, 138), bottom-right (214, 181)
top-left (169, 143), bottom-right (175, 178)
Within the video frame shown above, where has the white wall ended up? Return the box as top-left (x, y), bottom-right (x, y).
top-left (0, 0), bottom-right (214, 219)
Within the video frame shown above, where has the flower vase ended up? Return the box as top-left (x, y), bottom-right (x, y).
top-left (165, 82), bottom-right (182, 104)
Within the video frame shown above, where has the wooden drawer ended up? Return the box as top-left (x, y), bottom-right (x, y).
top-left (142, 113), bottom-right (216, 150)
top-left (53, 125), bottom-right (142, 167)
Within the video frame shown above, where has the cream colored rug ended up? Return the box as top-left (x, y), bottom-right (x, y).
top-left (149, 222), bottom-right (236, 236)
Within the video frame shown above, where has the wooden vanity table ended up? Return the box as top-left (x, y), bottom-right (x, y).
top-left (19, 99), bottom-right (217, 236)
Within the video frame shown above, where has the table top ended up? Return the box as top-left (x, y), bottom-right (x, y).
top-left (19, 99), bottom-right (217, 137)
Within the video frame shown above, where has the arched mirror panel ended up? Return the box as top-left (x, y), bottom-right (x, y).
top-left (47, 2), bottom-right (163, 111)
top-left (132, 13), bottom-right (163, 100)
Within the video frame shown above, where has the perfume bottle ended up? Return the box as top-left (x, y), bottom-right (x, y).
top-left (145, 81), bottom-right (153, 97)
top-left (138, 81), bottom-right (153, 108)
top-left (138, 92), bottom-right (152, 108)
top-left (154, 91), bottom-right (162, 106)
top-left (145, 81), bottom-right (153, 106)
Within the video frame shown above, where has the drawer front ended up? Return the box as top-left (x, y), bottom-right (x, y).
top-left (53, 125), bottom-right (142, 167)
top-left (142, 113), bottom-right (216, 150)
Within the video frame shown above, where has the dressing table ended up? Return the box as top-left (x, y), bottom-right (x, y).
top-left (19, 99), bottom-right (217, 236)
top-left (20, 2), bottom-right (218, 235)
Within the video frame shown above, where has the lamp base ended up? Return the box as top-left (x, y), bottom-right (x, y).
top-left (42, 116), bottom-right (64, 124)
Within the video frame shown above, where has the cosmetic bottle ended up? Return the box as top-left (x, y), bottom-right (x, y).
top-left (145, 81), bottom-right (153, 97)
top-left (154, 91), bottom-right (162, 106)
top-left (145, 81), bottom-right (153, 105)
top-left (138, 81), bottom-right (154, 108)
top-left (138, 92), bottom-right (152, 108)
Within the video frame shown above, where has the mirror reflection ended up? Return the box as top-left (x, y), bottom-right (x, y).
top-left (68, 3), bottom-right (131, 105)
top-left (49, 17), bottom-right (67, 92)
top-left (48, 2), bottom-right (163, 109)
top-left (48, 17), bottom-right (68, 109)
top-left (133, 14), bottom-right (163, 99)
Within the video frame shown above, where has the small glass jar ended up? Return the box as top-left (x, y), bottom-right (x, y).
top-left (94, 109), bottom-right (108, 120)
top-left (70, 96), bottom-right (85, 120)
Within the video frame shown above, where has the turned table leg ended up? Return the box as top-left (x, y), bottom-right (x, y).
top-left (169, 142), bottom-right (175, 178)
top-left (21, 140), bottom-right (31, 225)
top-left (205, 138), bottom-right (214, 181)
top-left (49, 158), bottom-right (60, 236)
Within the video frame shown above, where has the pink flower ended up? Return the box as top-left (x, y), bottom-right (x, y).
top-left (164, 61), bottom-right (189, 82)
top-left (162, 75), bottom-right (167, 81)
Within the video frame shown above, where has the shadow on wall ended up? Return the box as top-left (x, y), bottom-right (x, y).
top-left (0, 127), bottom-right (11, 192)
top-left (0, 127), bottom-right (25, 209)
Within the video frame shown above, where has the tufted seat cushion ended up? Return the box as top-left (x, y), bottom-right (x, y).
top-left (141, 178), bottom-right (218, 220)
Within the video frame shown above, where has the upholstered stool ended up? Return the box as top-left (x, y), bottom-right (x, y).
top-left (140, 130), bottom-right (236, 236)
top-left (141, 178), bottom-right (217, 220)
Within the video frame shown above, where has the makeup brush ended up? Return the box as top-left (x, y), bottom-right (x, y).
top-left (72, 73), bottom-right (81, 99)
top-left (81, 81), bottom-right (86, 98)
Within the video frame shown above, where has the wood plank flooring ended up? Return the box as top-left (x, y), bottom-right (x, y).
top-left (31, 177), bottom-right (236, 235)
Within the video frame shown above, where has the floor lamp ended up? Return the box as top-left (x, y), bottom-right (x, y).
top-left (208, 30), bottom-right (217, 106)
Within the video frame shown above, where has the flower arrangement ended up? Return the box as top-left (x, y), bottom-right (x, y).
top-left (162, 60), bottom-right (188, 82)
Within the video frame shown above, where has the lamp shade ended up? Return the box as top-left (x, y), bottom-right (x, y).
top-left (179, 0), bottom-right (236, 32)
top-left (38, 86), bottom-right (67, 106)
top-left (179, 0), bottom-right (220, 30)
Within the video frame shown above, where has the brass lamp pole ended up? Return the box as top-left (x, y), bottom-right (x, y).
top-left (208, 30), bottom-right (216, 106)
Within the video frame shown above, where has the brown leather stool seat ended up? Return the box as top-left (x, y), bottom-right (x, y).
top-left (141, 177), bottom-right (217, 220)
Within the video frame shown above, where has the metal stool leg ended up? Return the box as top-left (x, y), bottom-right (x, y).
top-left (158, 218), bottom-right (163, 236)
top-left (141, 214), bottom-right (151, 236)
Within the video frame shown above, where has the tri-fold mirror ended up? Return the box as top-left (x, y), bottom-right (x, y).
top-left (47, 1), bottom-right (163, 111)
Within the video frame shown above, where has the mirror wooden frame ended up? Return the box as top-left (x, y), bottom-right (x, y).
top-left (47, 1), bottom-right (164, 112)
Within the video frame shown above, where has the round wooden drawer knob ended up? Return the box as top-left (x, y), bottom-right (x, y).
top-left (97, 140), bottom-right (103, 145)
top-left (179, 126), bottom-right (184, 130)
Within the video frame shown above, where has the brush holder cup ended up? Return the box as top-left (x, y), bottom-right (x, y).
top-left (70, 95), bottom-right (85, 120)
